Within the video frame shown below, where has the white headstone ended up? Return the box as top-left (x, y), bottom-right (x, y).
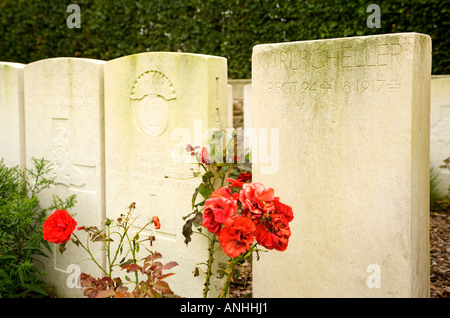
top-left (0, 62), bottom-right (25, 168)
top-left (24, 58), bottom-right (106, 297)
top-left (430, 75), bottom-right (450, 194)
top-left (104, 52), bottom-right (228, 297)
top-left (252, 33), bottom-right (431, 297)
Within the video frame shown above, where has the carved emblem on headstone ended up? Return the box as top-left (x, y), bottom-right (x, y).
top-left (49, 123), bottom-right (86, 187)
top-left (130, 70), bottom-right (177, 137)
top-left (431, 117), bottom-right (450, 145)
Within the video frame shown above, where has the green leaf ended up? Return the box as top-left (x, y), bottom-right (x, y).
top-left (18, 269), bottom-right (24, 285)
top-left (58, 241), bottom-right (67, 254)
top-left (0, 255), bottom-right (16, 260)
top-left (198, 183), bottom-right (213, 200)
top-left (120, 259), bottom-right (134, 267)
top-left (193, 212), bottom-right (203, 228)
top-left (182, 218), bottom-right (194, 245)
top-left (191, 186), bottom-right (200, 208)
top-left (202, 171), bottom-right (214, 183)
top-left (22, 284), bottom-right (48, 296)
top-left (193, 171), bottom-right (201, 177)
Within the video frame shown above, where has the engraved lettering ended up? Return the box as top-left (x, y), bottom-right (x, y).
top-left (377, 44), bottom-right (389, 66)
top-left (391, 43), bottom-right (402, 66)
top-left (311, 49), bottom-right (326, 69)
top-left (280, 51), bottom-right (289, 70)
top-left (342, 46), bottom-right (353, 68)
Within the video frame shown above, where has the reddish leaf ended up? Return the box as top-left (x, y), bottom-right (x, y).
top-left (158, 272), bottom-right (175, 280)
top-left (153, 280), bottom-right (171, 293)
top-left (146, 288), bottom-right (156, 298)
top-left (83, 288), bottom-right (96, 298)
top-left (144, 252), bottom-right (162, 262)
top-left (122, 264), bottom-right (143, 273)
top-left (94, 289), bottom-right (116, 298)
top-left (161, 261), bottom-right (178, 270)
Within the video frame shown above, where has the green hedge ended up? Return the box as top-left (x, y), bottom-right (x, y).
top-left (0, 0), bottom-right (448, 78)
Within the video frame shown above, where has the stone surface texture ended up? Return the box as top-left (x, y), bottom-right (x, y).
top-left (252, 33), bottom-right (432, 297)
top-left (24, 58), bottom-right (106, 297)
top-left (104, 52), bottom-right (228, 297)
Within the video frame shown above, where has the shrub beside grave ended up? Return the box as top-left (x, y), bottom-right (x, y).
top-left (0, 158), bottom-right (76, 297)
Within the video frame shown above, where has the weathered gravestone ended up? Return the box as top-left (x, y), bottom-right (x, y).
top-left (252, 33), bottom-right (431, 297)
top-left (0, 62), bottom-right (25, 169)
top-left (430, 75), bottom-right (450, 194)
top-left (104, 52), bottom-right (228, 297)
top-left (24, 58), bottom-right (106, 297)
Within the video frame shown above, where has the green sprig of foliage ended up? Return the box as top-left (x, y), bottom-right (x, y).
top-left (0, 158), bottom-right (76, 298)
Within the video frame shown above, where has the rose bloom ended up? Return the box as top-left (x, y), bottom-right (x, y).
top-left (273, 197), bottom-right (294, 222)
top-left (210, 187), bottom-right (232, 198)
top-left (226, 177), bottom-right (244, 188)
top-left (219, 216), bottom-right (256, 258)
top-left (201, 147), bottom-right (210, 164)
top-left (202, 196), bottom-right (238, 235)
top-left (43, 209), bottom-right (77, 244)
top-left (239, 182), bottom-right (275, 221)
top-left (152, 216), bottom-right (161, 229)
top-left (255, 214), bottom-right (291, 252)
top-left (236, 171), bottom-right (251, 183)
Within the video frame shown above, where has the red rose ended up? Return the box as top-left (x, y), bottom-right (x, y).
top-left (226, 178), bottom-right (244, 188)
top-left (273, 197), bottom-right (293, 222)
top-left (239, 182), bottom-right (275, 221)
top-left (201, 147), bottom-right (210, 164)
top-left (218, 216), bottom-right (255, 258)
top-left (236, 171), bottom-right (251, 183)
top-left (255, 215), bottom-right (291, 251)
top-left (202, 196), bottom-right (238, 235)
top-left (152, 216), bottom-right (161, 229)
top-left (43, 209), bottom-right (77, 244)
top-left (210, 187), bottom-right (232, 199)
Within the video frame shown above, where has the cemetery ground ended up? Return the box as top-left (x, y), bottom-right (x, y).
top-left (430, 202), bottom-right (450, 298)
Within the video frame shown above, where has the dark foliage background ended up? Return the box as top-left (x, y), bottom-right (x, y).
top-left (0, 0), bottom-right (448, 78)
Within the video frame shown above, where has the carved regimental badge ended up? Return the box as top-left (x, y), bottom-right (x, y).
top-left (49, 124), bottom-right (86, 187)
top-left (130, 70), bottom-right (177, 137)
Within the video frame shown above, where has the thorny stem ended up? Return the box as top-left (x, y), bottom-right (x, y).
top-left (106, 223), bottom-right (111, 276)
top-left (126, 231), bottom-right (139, 285)
top-left (203, 234), bottom-right (217, 298)
top-left (219, 257), bottom-right (239, 298)
top-left (219, 245), bottom-right (256, 298)
top-left (72, 233), bottom-right (109, 277)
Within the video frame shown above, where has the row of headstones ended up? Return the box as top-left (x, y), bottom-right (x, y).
top-left (0, 32), bottom-right (433, 297)
top-left (0, 53), bottom-right (229, 297)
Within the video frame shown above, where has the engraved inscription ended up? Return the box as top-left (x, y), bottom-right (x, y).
top-left (260, 78), bottom-right (402, 95)
top-left (130, 70), bottom-right (177, 137)
top-left (257, 42), bottom-right (402, 72)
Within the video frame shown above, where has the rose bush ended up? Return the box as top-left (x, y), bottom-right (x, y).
top-left (182, 129), bottom-right (293, 297)
top-left (43, 204), bottom-right (179, 298)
